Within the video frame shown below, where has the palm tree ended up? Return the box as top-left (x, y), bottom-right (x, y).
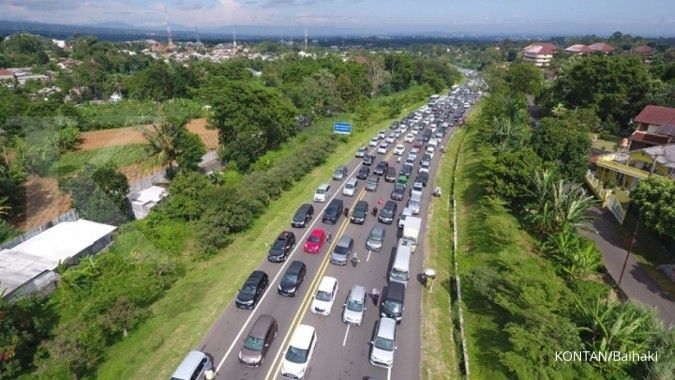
top-left (141, 112), bottom-right (185, 176)
top-left (0, 196), bottom-right (10, 218)
top-left (551, 179), bottom-right (597, 233)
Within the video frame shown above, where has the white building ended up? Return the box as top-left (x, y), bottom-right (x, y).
top-left (129, 185), bottom-right (168, 220)
top-left (522, 43), bottom-right (557, 67)
top-left (0, 219), bottom-right (116, 300)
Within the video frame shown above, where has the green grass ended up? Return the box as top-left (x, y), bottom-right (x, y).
top-left (590, 133), bottom-right (617, 153)
top-left (420, 126), bottom-right (465, 380)
top-left (94, 87), bottom-right (433, 380)
top-left (78, 98), bottom-right (205, 131)
top-left (48, 144), bottom-right (148, 177)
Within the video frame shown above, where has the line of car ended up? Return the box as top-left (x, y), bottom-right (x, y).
top-left (171, 75), bottom-right (485, 380)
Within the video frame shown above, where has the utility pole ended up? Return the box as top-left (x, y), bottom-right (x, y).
top-left (233, 27), bottom-right (237, 48)
top-left (304, 28), bottom-right (308, 50)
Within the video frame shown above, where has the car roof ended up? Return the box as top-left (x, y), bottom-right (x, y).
top-left (318, 276), bottom-right (337, 292)
top-left (310, 228), bottom-right (325, 237)
top-left (248, 270), bottom-right (267, 281)
top-left (371, 225), bottom-right (385, 234)
top-left (289, 324), bottom-right (315, 349)
top-left (297, 203), bottom-right (312, 211)
top-left (387, 282), bottom-right (405, 300)
top-left (378, 318), bottom-right (397, 339)
top-left (355, 200), bottom-right (368, 209)
top-left (173, 351), bottom-right (208, 378)
top-left (279, 231), bottom-right (294, 239)
top-left (346, 177), bottom-right (358, 185)
top-left (328, 198), bottom-right (343, 206)
top-left (384, 200), bottom-right (397, 209)
top-left (349, 285), bottom-right (367, 300)
top-left (318, 183), bottom-right (330, 190)
top-left (288, 260), bottom-right (305, 273)
top-left (337, 235), bottom-right (353, 247)
top-left (250, 314), bottom-right (276, 338)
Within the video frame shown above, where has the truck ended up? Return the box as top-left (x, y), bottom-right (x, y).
top-left (402, 216), bottom-right (421, 252)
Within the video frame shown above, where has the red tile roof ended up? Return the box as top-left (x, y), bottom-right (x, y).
top-left (634, 105), bottom-right (675, 126)
top-left (523, 43), bottom-right (557, 55)
top-left (0, 68), bottom-right (13, 76)
top-left (633, 45), bottom-right (654, 55)
top-left (587, 42), bottom-right (615, 53)
top-left (564, 44), bottom-right (592, 54)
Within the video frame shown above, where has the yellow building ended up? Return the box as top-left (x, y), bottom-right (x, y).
top-left (586, 144), bottom-right (674, 222)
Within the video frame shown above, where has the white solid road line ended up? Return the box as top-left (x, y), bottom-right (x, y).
top-left (366, 249), bottom-right (373, 262)
top-left (387, 366), bottom-right (392, 380)
top-left (213, 143), bottom-right (381, 374)
top-left (342, 324), bottom-right (351, 346)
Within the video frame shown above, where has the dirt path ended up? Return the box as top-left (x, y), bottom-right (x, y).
top-left (78, 118), bottom-right (218, 151)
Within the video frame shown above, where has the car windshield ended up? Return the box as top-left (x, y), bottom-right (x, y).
top-left (285, 346), bottom-right (309, 364)
top-left (383, 300), bottom-right (402, 314)
top-left (316, 189), bottom-right (326, 194)
top-left (382, 208), bottom-right (394, 217)
top-left (391, 269), bottom-right (408, 281)
top-left (370, 232), bottom-right (383, 242)
top-left (244, 335), bottom-right (265, 352)
top-left (272, 240), bottom-right (285, 250)
top-left (308, 235), bottom-right (320, 243)
top-left (333, 245), bottom-right (349, 255)
top-left (241, 284), bottom-right (257, 295)
top-left (374, 336), bottom-right (394, 351)
top-left (347, 299), bottom-right (364, 312)
top-left (316, 290), bottom-right (332, 302)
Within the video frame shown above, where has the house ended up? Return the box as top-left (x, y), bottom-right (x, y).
top-left (522, 43), bottom-right (557, 67)
top-left (0, 219), bottom-right (116, 300)
top-left (633, 45), bottom-right (654, 56)
top-left (587, 42), bottom-right (615, 54)
top-left (129, 185), bottom-right (168, 220)
top-left (586, 143), bottom-right (675, 223)
top-left (0, 68), bottom-right (14, 80)
top-left (629, 105), bottom-right (675, 149)
top-left (564, 44), bottom-right (592, 55)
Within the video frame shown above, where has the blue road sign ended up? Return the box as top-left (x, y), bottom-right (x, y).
top-left (333, 122), bottom-right (352, 135)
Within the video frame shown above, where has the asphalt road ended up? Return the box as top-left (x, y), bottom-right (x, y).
top-left (196, 105), bottom-right (464, 380)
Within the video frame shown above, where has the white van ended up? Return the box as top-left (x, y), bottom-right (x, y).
top-left (171, 351), bottom-right (213, 380)
top-left (389, 241), bottom-right (412, 286)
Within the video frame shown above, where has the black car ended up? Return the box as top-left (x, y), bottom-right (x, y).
top-left (350, 200), bottom-right (369, 224)
top-left (236, 271), bottom-right (269, 309)
top-left (421, 153), bottom-right (432, 163)
top-left (400, 163), bottom-right (414, 177)
top-left (267, 231), bottom-right (296, 262)
top-left (381, 282), bottom-right (405, 322)
top-left (378, 200), bottom-right (398, 224)
top-left (278, 261), bottom-right (306, 297)
top-left (291, 203), bottom-right (314, 228)
top-left (363, 154), bottom-right (375, 166)
top-left (416, 172), bottom-right (429, 187)
top-left (384, 167), bottom-right (396, 183)
top-left (373, 161), bottom-right (389, 176)
top-left (391, 183), bottom-right (406, 201)
top-left (357, 166), bottom-right (370, 180)
top-left (322, 198), bottom-right (344, 224)
top-left (366, 174), bottom-right (380, 192)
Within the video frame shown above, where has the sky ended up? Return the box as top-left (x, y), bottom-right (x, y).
top-left (1, 0), bottom-right (674, 36)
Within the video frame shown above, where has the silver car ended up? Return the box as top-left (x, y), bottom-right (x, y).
top-left (330, 235), bottom-right (354, 266)
top-left (366, 225), bottom-right (385, 251)
top-left (342, 178), bottom-right (358, 196)
top-left (370, 318), bottom-right (397, 368)
top-left (343, 285), bottom-right (367, 325)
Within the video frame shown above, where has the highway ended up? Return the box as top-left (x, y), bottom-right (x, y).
top-left (191, 82), bottom-right (482, 380)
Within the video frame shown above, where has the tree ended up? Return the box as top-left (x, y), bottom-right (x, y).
top-left (0, 33), bottom-right (49, 66)
top-left (527, 175), bottom-right (596, 235)
top-left (142, 114), bottom-right (205, 175)
top-left (366, 55), bottom-right (389, 97)
top-left (504, 60), bottom-right (543, 95)
top-left (480, 147), bottom-right (543, 207)
top-left (209, 81), bottom-right (297, 171)
top-left (631, 176), bottom-right (675, 238)
top-left (61, 164), bottom-right (133, 225)
top-left (175, 131), bottom-right (206, 172)
top-left (530, 116), bottom-right (591, 180)
top-left (542, 55), bottom-right (652, 130)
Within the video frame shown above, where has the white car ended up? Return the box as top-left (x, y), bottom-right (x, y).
top-left (378, 130), bottom-right (386, 139)
top-left (393, 144), bottom-right (405, 155)
top-left (311, 276), bottom-right (338, 316)
top-left (385, 135), bottom-right (395, 144)
top-left (369, 137), bottom-right (379, 147)
top-left (313, 183), bottom-right (331, 202)
top-left (377, 144), bottom-right (388, 155)
top-left (281, 324), bottom-right (317, 380)
top-left (342, 178), bottom-right (358, 197)
top-left (418, 161), bottom-right (430, 174)
top-left (425, 146), bottom-right (435, 159)
top-left (404, 134), bottom-right (414, 143)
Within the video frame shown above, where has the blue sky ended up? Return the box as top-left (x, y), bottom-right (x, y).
top-left (2, 0), bottom-right (674, 36)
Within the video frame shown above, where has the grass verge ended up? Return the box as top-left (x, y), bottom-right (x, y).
top-left (94, 89), bottom-right (433, 380)
top-left (49, 144), bottom-right (149, 178)
top-left (419, 126), bottom-right (466, 380)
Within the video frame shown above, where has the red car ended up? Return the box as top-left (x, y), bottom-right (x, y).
top-left (304, 228), bottom-right (328, 254)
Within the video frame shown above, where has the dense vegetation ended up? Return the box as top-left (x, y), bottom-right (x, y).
top-left (456, 61), bottom-right (673, 380)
